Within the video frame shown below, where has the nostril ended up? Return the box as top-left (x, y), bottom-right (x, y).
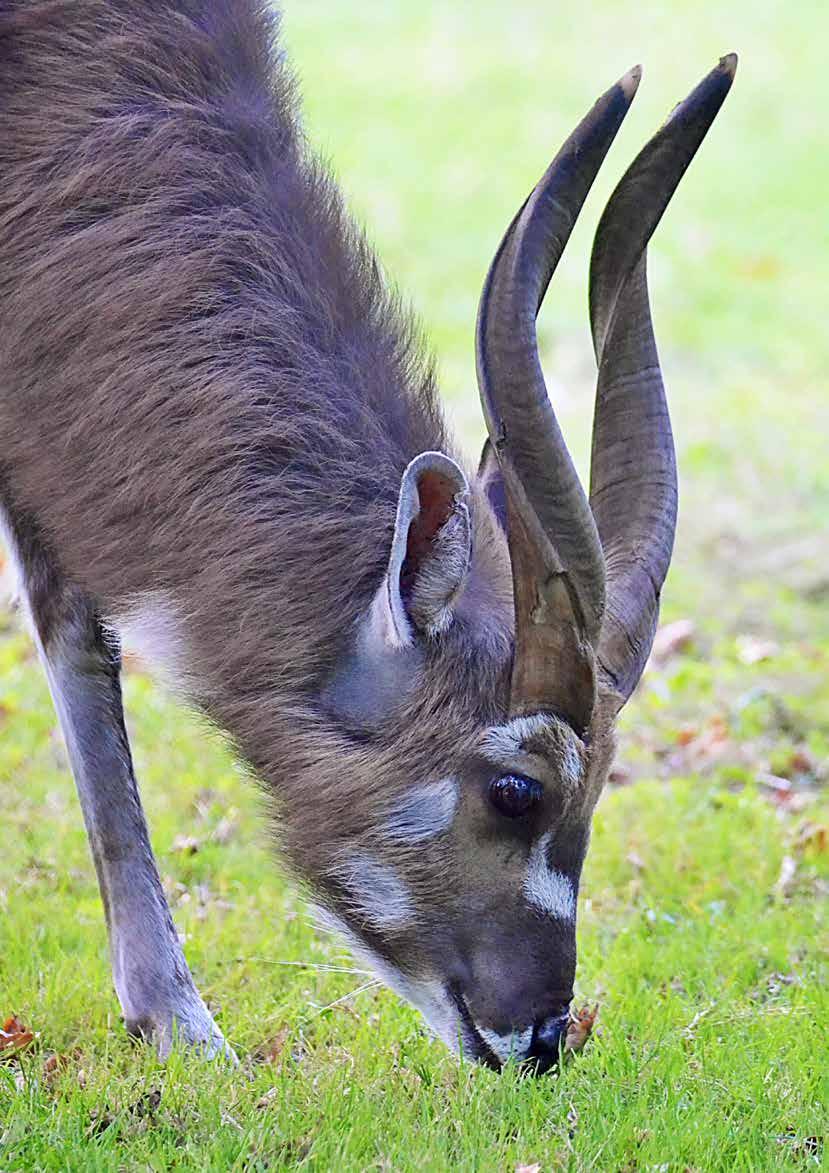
top-left (525, 1009), bottom-right (571, 1074)
top-left (534, 1012), bottom-right (569, 1053)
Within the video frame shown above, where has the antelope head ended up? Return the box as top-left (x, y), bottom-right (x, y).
top-left (312, 57), bottom-right (735, 1072)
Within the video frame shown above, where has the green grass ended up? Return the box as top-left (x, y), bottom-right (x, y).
top-left (1, 1), bottom-right (828, 1168)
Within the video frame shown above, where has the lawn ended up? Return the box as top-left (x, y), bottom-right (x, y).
top-left (1, 1), bottom-right (827, 1169)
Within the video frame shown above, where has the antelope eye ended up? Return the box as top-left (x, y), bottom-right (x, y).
top-left (488, 773), bottom-right (543, 818)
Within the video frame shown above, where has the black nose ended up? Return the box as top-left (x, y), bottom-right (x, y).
top-left (525, 1009), bottom-right (571, 1074)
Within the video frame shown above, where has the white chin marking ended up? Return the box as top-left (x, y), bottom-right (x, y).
top-left (382, 777), bottom-right (459, 844)
top-left (334, 852), bottom-right (415, 932)
top-left (524, 832), bottom-right (576, 921)
top-left (477, 1026), bottom-right (534, 1064)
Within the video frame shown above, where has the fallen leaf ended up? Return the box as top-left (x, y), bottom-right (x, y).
top-left (0, 1015), bottom-right (35, 1056)
top-left (42, 1050), bottom-right (83, 1086)
top-left (516, 1164), bottom-right (541, 1173)
top-left (130, 1089), bottom-right (162, 1118)
top-left (564, 1004), bottom-right (597, 1053)
top-left (254, 1027), bottom-right (290, 1065)
top-left (256, 1086), bottom-right (279, 1109)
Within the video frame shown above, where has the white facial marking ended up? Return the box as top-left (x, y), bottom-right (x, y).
top-left (477, 1026), bottom-right (534, 1064)
top-left (382, 777), bottom-right (460, 844)
top-left (524, 832), bottom-right (576, 921)
top-left (480, 714), bottom-right (556, 761)
top-left (560, 738), bottom-right (582, 788)
top-left (335, 853), bottom-right (415, 931)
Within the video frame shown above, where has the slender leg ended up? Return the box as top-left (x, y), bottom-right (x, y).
top-left (4, 497), bottom-right (233, 1060)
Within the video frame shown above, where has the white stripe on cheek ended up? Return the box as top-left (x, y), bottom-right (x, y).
top-left (382, 777), bottom-right (459, 844)
top-left (335, 853), bottom-right (415, 931)
top-left (523, 832), bottom-right (576, 921)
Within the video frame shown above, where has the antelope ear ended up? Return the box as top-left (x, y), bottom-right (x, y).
top-left (477, 438), bottom-right (508, 535)
top-left (321, 453), bottom-right (471, 728)
top-left (371, 451), bottom-right (471, 647)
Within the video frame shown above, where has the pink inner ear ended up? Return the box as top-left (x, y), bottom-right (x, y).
top-left (400, 469), bottom-right (457, 593)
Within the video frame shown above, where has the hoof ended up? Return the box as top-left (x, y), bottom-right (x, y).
top-left (125, 1008), bottom-right (238, 1064)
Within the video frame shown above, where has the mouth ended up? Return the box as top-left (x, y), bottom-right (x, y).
top-left (446, 984), bottom-right (502, 1070)
top-left (446, 984), bottom-right (572, 1075)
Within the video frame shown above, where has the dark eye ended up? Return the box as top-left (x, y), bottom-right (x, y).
top-left (488, 774), bottom-right (543, 818)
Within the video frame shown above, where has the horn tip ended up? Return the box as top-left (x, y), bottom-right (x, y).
top-left (719, 51), bottom-right (738, 77)
top-left (619, 64), bottom-right (643, 99)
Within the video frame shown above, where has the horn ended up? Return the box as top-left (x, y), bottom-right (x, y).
top-left (475, 68), bottom-right (640, 732)
top-left (589, 55), bottom-right (737, 705)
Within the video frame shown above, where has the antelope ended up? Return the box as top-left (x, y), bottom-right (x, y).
top-left (0, 0), bottom-right (735, 1072)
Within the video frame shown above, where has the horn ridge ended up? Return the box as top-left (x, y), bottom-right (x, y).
top-left (475, 68), bottom-right (641, 731)
top-left (589, 55), bottom-right (737, 703)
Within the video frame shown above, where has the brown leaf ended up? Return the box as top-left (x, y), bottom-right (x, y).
top-left (564, 1004), bottom-right (597, 1053)
top-left (253, 1027), bottom-right (290, 1065)
top-left (41, 1046), bottom-right (84, 1084)
top-left (0, 1015), bottom-right (35, 1056)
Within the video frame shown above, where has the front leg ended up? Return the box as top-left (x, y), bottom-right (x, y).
top-left (5, 498), bottom-right (233, 1060)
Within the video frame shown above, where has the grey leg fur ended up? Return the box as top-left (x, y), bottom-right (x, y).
top-left (3, 495), bottom-right (233, 1060)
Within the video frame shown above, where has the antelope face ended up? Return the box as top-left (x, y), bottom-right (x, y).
top-left (314, 57), bottom-right (735, 1070)
top-left (313, 707), bottom-right (614, 1072)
